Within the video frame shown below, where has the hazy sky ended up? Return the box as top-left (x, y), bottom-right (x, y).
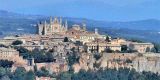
top-left (0, 0), bottom-right (160, 21)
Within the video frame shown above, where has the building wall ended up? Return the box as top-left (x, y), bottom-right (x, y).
top-left (129, 43), bottom-right (154, 53)
top-left (0, 47), bottom-right (19, 60)
top-left (38, 17), bottom-right (67, 35)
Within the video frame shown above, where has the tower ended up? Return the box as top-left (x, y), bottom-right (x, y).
top-left (95, 28), bottom-right (98, 34)
top-left (60, 17), bottom-right (63, 32)
top-left (43, 21), bottom-right (47, 35)
top-left (65, 20), bottom-right (68, 31)
top-left (82, 23), bottom-right (86, 31)
top-left (37, 23), bottom-right (42, 35)
top-left (54, 17), bottom-right (59, 24)
top-left (27, 58), bottom-right (35, 66)
top-left (60, 17), bottom-right (62, 25)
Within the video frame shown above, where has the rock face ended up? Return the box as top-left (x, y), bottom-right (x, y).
top-left (73, 52), bottom-right (160, 73)
top-left (72, 52), bottom-right (95, 73)
top-left (101, 53), bottom-right (160, 73)
top-left (132, 56), bottom-right (160, 73)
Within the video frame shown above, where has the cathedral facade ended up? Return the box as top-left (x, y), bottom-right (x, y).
top-left (37, 17), bottom-right (68, 35)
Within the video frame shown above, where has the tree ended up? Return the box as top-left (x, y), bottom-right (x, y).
top-left (12, 40), bottom-right (23, 45)
top-left (0, 75), bottom-right (10, 80)
top-left (121, 45), bottom-right (128, 52)
top-left (42, 26), bottom-right (45, 35)
top-left (105, 48), bottom-right (114, 53)
top-left (125, 59), bottom-right (132, 63)
top-left (151, 48), bottom-right (157, 53)
top-left (67, 53), bottom-right (79, 66)
top-left (57, 72), bottom-right (72, 80)
top-left (34, 65), bottom-right (37, 72)
top-left (93, 62), bottom-right (101, 68)
top-left (13, 67), bottom-right (26, 80)
top-left (64, 37), bottom-right (69, 42)
top-left (32, 49), bottom-right (55, 63)
top-left (24, 70), bottom-right (35, 80)
top-left (0, 60), bottom-right (14, 68)
top-left (153, 43), bottom-right (160, 53)
top-left (105, 36), bottom-right (111, 42)
top-left (46, 52), bottom-right (54, 62)
top-left (129, 39), bottom-right (144, 43)
top-left (36, 67), bottom-right (50, 77)
top-left (14, 47), bottom-right (30, 59)
top-left (146, 47), bottom-right (150, 52)
top-left (0, 67), bottom-right (6, 77)
top-left (75, 41), bottom-right (83, 46)
top-left (14, 46), bottom-right (29, 53)
top-left (57, 67), bottom-right (160, 80)
top-left (94, 54), bottom-right (101, 60)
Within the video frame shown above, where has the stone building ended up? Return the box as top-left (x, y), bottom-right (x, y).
top-left (66, 24), bottom-right (106, 43)
top-left (85, 39), bottom-right (121, 53)
top-left (37, 17), bottom-right (68, 35)
top-left (16, 44), bottom-right (44, 51)
top-left (36, 77), bottom-right (56, 80)
top-left (0, 47), bottom-right (32, 72)
top-left (111, 38), bottom-right (127, 45)
top-left (0, 47), bottom-right (20, 60)
top-left (129, 42), bottom-right (154, 53)
top-left (0, 36), bottom-right (17, 46)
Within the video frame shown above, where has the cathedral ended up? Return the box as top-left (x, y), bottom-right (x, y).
top-left (37, 17), bottom-right (68, 35)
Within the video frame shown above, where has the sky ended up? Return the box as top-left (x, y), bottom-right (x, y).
top-left (0, 0), bottom-right (160, 21)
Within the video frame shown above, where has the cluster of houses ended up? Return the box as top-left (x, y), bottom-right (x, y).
top-left (0, 17), bottom-right (159, 79)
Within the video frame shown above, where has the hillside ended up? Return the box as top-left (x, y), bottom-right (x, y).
top-left (0, 10), bottom-right (160, 43)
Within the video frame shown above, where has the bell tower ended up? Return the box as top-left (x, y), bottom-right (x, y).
top-left (60, 17), bottom-right (62, 25)
top-left (65, 20), bottom-right (68, 31)
top-left (82, 23), bottom-right (86, 31)
top-left (95, 28), bottom-right (98, 34)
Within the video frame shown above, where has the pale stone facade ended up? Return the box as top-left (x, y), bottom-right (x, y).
top-left (0, 36), bottom-right (17, 46)
top-left (86, 39), bottom-right (121, 53)
top-left (0, 47), bottom-right (19, 60)
top-left (129, 42), bottom-right (154, 53)
top-left (37, 17), bottom-right (68, 35)
top-left (16, 44), bottom-right (44, 51)
top-left (0, 47), bottom-right (32, 72)
top-left (111, 38), bottom-right (127, 45)
top-left (36, 77), bottom-right (56, 80)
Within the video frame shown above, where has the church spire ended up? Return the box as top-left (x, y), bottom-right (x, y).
top-left (43, 21), bottom-right (47, 35)
top-left (54, 17), bottom-right (59, 23)
top-left (44, 20), bottom-right (47, 26)
top-left (82, 23), bottom-right (86, 31)
top-left (65, 20), bottom-right (68, 31)
top-left (60, 17), bottom-right (62, 25)
top-left (95, 28), bottom-right (98, 34)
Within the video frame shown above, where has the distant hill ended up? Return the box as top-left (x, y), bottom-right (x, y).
top-left (0, 10), bottom-right (160, 43)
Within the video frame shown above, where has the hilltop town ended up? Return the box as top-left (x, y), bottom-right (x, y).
top-left (0, 17), bottom-right (160, 80)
